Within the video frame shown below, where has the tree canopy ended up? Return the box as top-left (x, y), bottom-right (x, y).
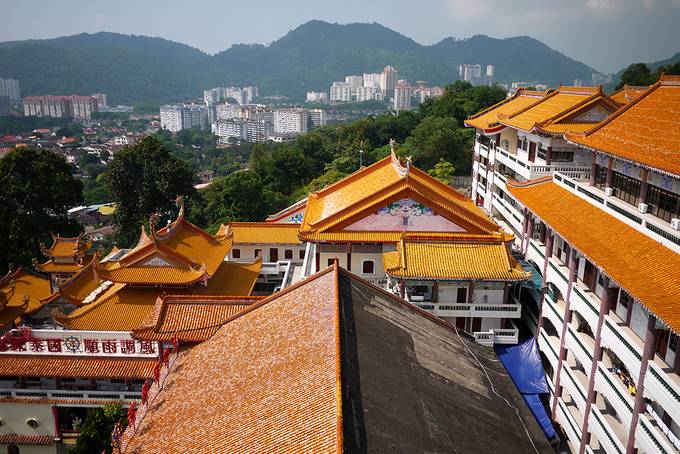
top-left (71, 404), bottom-right (126, 454)
top-left (0, 148), bottom-right (83, 273)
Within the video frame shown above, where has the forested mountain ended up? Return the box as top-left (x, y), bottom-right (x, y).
top-left (0, 21), bottom-right (597, 104)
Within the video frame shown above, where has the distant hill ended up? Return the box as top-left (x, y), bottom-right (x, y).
top-left (0, 21), bottom-right (598, 104)
top-left (611, 51), bottom-right (680, 87)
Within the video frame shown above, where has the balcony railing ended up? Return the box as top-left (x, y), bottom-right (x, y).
top-left (494, 147), bottom-right (591, 181)
top-left (412, 301), bottom-right (521, 319)
top-left (0, 388), bottom-right (140, 401)
top-left (473, 321), bottom-right (520, 346)
top-left (589, 406), bottom-right (625, 454)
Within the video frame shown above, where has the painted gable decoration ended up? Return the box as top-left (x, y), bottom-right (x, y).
top-left (344, 198), bottom-right (466, 232)
top-left (572, 104), bottom-right (613, 123)
top-left (141, 256), bottom-right (172, 267)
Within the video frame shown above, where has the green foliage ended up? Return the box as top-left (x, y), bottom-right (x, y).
top-left (0, 148), bottom-right (83, 273)
top-left (615, 61), bottom-right (680, 90)
top-left (428, 159), bottom-right (457, 184)
top-left (0, 115), bottom-right (71, 134)
top-left (70, 404), bottom-right (126, 454)
top-left (105, 136), bottom-right (194, 246)
top-left (401, 116), bottom-right (472, 172)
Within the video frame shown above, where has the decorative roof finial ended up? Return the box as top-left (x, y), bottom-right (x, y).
top-left (175, 195), bottom-right (185, 221)
top-left (406, 155), bottom-right (412, 175)
top-left (149, 212), bottom-right (160, 242)
top-left (389, 138), bottom-right (396, 155)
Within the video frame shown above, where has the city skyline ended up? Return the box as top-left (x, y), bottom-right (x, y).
top-left (2, 0), bottom-right (680, 73)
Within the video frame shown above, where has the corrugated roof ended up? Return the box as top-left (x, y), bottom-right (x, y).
top-left (508, 179), bottom-right (680, 332)
top-left (383, 240), bottom-right (530, 281)
top-left (567, 76), bottom-right (680, 176)
top-left (0, 355), bottom-right (155, 379)
top-left (229, 222), bottom-right (302, 244)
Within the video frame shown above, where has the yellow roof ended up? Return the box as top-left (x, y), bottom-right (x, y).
top-left (610, 85), bottom-right (649, 105)
top-left (567, 76), bottom-right (680, 176)
top-left (508, 179), bottom-right (680, 332)
top-left (299, 152), bottom-right (501, 242)
top-left (34, 254), bottom-right (94, 274)
top-left (383, 239), bottom-right (529, 281)
top-left (98, 204), bottom-right (116, 215)
top-left (41, 234), bottom-right (90, 258)
top-left (55, 260), bottom-right (262, 331)
top-left (228, 222), bottom-right (302, 244)
top-left (498, 86), bottom-right (608, 132)
top-left (465, 89), bottom-right (549, 132)
top-left (0, 268), bottom-right (52, 327)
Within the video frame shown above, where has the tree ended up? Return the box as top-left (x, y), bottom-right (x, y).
top-left (71, 404), bottom-right (126, 454)
top-left (105, 136), bottom-right (194, 246)
top-left (428, 159), bottom-right (457, 185)
top-left (616, 63), bottom-right (655, 89)
top-left (401, 116), bottom-right (472, 172)
top-left (0, 148), bottom-right (83, 273)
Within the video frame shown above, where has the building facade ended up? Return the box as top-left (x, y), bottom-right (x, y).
top-left (356, 85), bottom-right (378, 102)
top-left (23, 95), bottom-right (99, 119)
top-left (330, 82), bottom-right (351, 102)
top-left (380, 66), bottom-right (398, 97)
top-left (0, 78), bottom-right (21, 102)
top-left (273, 109), bottom-right (309, 134)
top-left (466, 77), bottom-right (680, 453)
top-left (160, 104), bottom-right (208, 132)
top-left (393, 80), bottom-right (412, 111)
top-left (306, 91), bottom-right (328, 103)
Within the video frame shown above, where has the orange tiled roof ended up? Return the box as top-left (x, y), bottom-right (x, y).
top-left (0, 267), bottom-right (52, 327)
top-left (508, 179), bottom-right (680, 332)
top-left (265, 197), bottom-right (307, 223)
top-left (299, 151), bottom-right (501, 242)
top-left (33, 258), bottom-right (89, 274)
top-left (55, 260), bottom-right (262, 331)
top-left (610, 85), bottom-right (649, 105)
top-left (123, 266), bottom-right (343, 453)
top-left (498, 86), bottom-right (614, 133)
top-left (567, 76), bottom-right (680, 176)
top-left (49, 258), bottom-right (100, 304)
top-left (0, 355), bottom-right (155, 379)
top-left (228, 222), bottom-right (302, 244)
top-left (41, 234), bottom-right (91, 258)
top-left (383, 239), bottom-right (529, 281)
top-left (464, 89), bottom-right (550, 132)
top-left (133, 295), bottom-right (262, 342)
top-left (94, 261), bottom-right (208, 286)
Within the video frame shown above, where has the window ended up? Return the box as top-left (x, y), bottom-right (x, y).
top-left (269, 248), bottom-right (278, 262)
top-left (594, 164), bottom-right (607, 189)
top-left (551, 150), bottom-right (574, 162)
top-left (284, 249), bottom-right (293, 259)
top-left (362, 260), bottom-right (375, 274)
top-left (456, 287), bottom-right (467, 304)
top-left (299, 249), bottom-right (305, 260)
top-left (646, 184), bottom-right (680, 223)
top-left (500, 139), bottom-right (509, 150)
top-left (232, 248), bottom-right (241, 259)
top-left (254, 249), bottom-right (262, 258)
top-left (327, 258), bottom-right (337, 266)
top-left (611, 170), bottom-right (641, 206)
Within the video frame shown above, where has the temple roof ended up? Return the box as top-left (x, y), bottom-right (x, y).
top-left (33, 255), bottom-right (93, 274)
top-left (464, 88), bottom-right (550, 133)
top-left (609, 85), bottom-right (649, 105)
top-left (383, 237), bottom-right (529, 281)
top-left (40, 234), bottom-right (91, 259)
top-left (132, 295), bottom-right (262, 342)
top-left (497, 86), bottom-right (618, 135)
top-left (0, 267), bottom-right (52, 327)
top-left (55, 260), bottom-right (262, 331)
top-left (508, 178), bottom-right (680, 332)
top-left (567, 76), bottom-right (680, 176)
top-left (120, 265), bottom-right (551, 453)
top-left (265, 197), bottom-right (307, 223)
top-left (228, 222), bottom-right (302, 244)
top-left (0, 355), bottom-right (154, 379)
top-left (299, 151), bottom-right (501, 242)
top-left (44, 257), bottom-right (100, 305)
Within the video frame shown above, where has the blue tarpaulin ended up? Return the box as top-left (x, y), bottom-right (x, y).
top-left (496, 337), bottom-right (557, 439)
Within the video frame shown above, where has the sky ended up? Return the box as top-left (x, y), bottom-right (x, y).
top-left (2, 0), bottom-right (679, 73)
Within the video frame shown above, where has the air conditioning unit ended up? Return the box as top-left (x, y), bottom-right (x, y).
top-left (638, 203), bottom-right (648, 214)
top-left (604, 187), bottom-right (614, 196)
top-left (671, 218), bottom-right (680, 230)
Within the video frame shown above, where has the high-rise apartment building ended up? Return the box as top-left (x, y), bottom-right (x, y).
top-left (345, 75), bottom-right (363, 94)
top-left (91, 93), bottom-right (108, 108)
top-left (363, 73), bottom-right (382, 90)
top-left (307, 109), bottom-right (326, 129)
top-left (393, 80), bottom-right (412, 111)
top-left (71, 95), bottom-right (99, 120)
top-left (306, 91), bottom-right (329, 103)
top-left (160, 104), bottom-right (208, 132)
top-left (244, 86), bottom-right (259, 103)
top-left (0, 78), bottom-right (21, 102)
top-left (273, 109), bottom-right (309, 134)
top-left (215, 118), bottom-right (272, 144)
top-left (215, 102), bottom-right (242, 121)
top-left (22, 95), bottom-right (99, 119)
top-left (224, 87), bottom-right (246, 105)
top-left (356, 86), bottom-right (378, 102)
top-left (330, 82), bottom-right (351, 102)
top-left (380, 66), bottom-right (398, 97)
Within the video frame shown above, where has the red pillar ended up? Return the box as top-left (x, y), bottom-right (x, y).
top-left (521, 210), bottom-right (529, 253)
top-left (524, 216), bottom-right (535, 257)
top-left (626, 314), bottom-right (659, 454)
top-left (551, 250), bottom-right (579, 418)
top-left (579, 276), bottom-right (612, 454)
top-left (546, 146), bottom-right (552, 166)
top-left (52, 405), bottom-right (62, 440)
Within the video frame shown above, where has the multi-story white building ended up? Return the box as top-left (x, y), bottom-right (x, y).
top-left (215, 118), bottom-right (272, 144)
top-left (70, 95), bottom-right (99, 120)
top-left (393, 80), bottom-right (412, 111)
top-left (330, 82), bottom-right (351, 102)
top-left (345, 75), bottom-right (363, 94)
top-left (23, 95), bottom-right (98, 119)
top-left (160, 104), bottom-right (208, 133)
top-left (0, 78), bottom-right (21, 101)
top-left (91, 93), bottom-right (107, 108)
top-left (466, 77), bottom-right (680, 453)
top-left (273, 109), bottom-right (309, 134)
top-left (224, 87), bottom-right (246, 105)
top-left (306, 91), bottom-right (328, 103)
top-left (243, 86), bottom-right (258, 103)
top-left (215, 102), bottom-right (243, 121)
top-left (380, 66), bottom-right (398, 97)
top-left (356, 85), bottom-right (378, 102)
top-left (307, 109), bottom-right (326, 129)
top-left (363, 73), bottom-right (382, 91)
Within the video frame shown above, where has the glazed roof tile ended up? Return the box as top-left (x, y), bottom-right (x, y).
top-left (123, 267), bottom-right (342, 453)
top-left (567, 76), bottom-right (680, 176)
top-left (508, 179), bottom-right (680, 332)
top-left (464, 89), bottom-right (549, 132)
top-left (0, 434), bottom-right (54, 446)
top-left (42, 234), bottom-right (90, 258)
top-left (228, 222), bottom-right (302, 244)
top-left (383, 240), bottom-right (529, 281)
top-left (610, 85), bottom-right (649, 105)
top-left (0, 355), bottom-right (155, 379)
top-left (0, 267), bottom-right (52, 327)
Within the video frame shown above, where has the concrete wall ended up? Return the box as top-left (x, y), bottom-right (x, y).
top-left (0, 403), bottom-right (56, 453)
top-left (229, 243), bottom-right (306, 262)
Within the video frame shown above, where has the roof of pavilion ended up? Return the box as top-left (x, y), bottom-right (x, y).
top-left (132, 295), bottom-right (263, 342)
top-left (496, 86), bottom-right (620, 136)
top-left (464, 88), bottom-right (550, 133)
top-left (298, 150), bottom-right (502, 243)
top-left (265, 197), bottom-right (307, 223)
top-left (566, 75), bottom-right (680, 177)
top-left (0, 267), bottom-right (52, 328)
top-left (0, 355), bottom-right (155, 379)
top-left (609, 85), bottom-right (649, 105)
top-left (228, 222), bottom-right (302, 244)
top-left (383, 235), bottom-right (530, 281)
top-left (34, 233), bottom-right (94, 274)
top-left (508, 178), bottom-right (680, 333)
top-left (39, 233), bottom-right (92, 259)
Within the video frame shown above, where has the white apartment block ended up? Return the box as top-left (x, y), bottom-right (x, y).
top-left (0, 78), bottom-right (21, 101)
top-left (306, 91), bottom-right (329, 103)
top-left (356, 86), bottom-right (378, 102)
top-left (160, 104), bottom-right (207, 133)
top-left (307, 109), bottom-right (326, 129)
top-left (22, 95), bottom-right (99, 119)
top-left (345, 75), bottom-right (363, 94)
top-left (91, 93), bottom-right (108, 108)
top-left (363, 73), bottom-right (382, 90)
top-left (380, 66), bottom-right (398, 97)
top-left (273, 109), bottom-right (309, 134)
top-left (224, 87), bottom-right (246, 105)
top-left (393, 80), bottom-right (412, 111)
top-left (215, 102), bottom-right (243, 121)
top-left (466, 79), bottom-right (680, 453)
top-left (244, 86), bottom-right (258, 103)
top-left (330, 82), bottom-right (351, 102)
top-left (71, 95), bottom-right (99, 120)
top-left (216, 118), bottom-right (271, 144)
